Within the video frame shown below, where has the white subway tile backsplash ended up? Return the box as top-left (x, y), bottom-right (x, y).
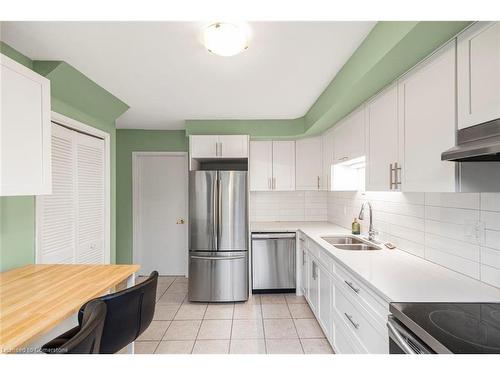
top-left (425, 247), bottom-right (480, 279)
top-left (481, 211), bottom-right (500, 231)
top-left (480, 264), bottom-right (500, 288)
top-left (481, 247), bottom-right (500, 269)
top-left (426, 233), bottom-right (480, 262)
top-left (327, 191), bottom-right (500, 289)
top-left (481, 193), bottom-right (500, 212)
top-left (250, 191), bottom-right (327, 222)
top-left (425, 192), bottom-right (480, 210)
top-left (484, 230), bottom-right (500, 251)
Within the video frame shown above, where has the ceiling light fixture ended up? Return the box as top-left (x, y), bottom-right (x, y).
top-left (203, 22), bottom-right (249, 57)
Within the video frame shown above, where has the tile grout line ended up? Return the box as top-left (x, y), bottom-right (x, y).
top-left (287, 299), bottom-right (305, 354)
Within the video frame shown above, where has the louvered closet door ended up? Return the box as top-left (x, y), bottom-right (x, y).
top-left (38, 123), bottom-right (105, 264)
top-left (38, 124), bottom-right (76, 264)
top-left (75, 131), bottom-right (105, 264)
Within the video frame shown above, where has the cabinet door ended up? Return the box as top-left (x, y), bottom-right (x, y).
top-left (398, 41), bottom-right (456, 192)
top-left (299, 247), bottom-right (308, 296)
top-left (190, 135), bottom-right (218, 158)
top-left (366, 84), bottom-right (399, 191)
top-left (334, 107), bottom-right (365, 164)
top-left (296, 136), bottom-right (323, 190)
top-left (218, 135), bottom-right (248, 158)
top-left (318, 264), bottom-right (333, 340)
top-left (322, 130), bottom-right (335, 190)
top-left (458, 22), bottom-right (500, 129)
top-left (308, 258), bottom-right (319, 314)
top-left (272, 141), bottom-right (295, 191)
top-left (249, 141), bottom-right (273, 191)
top-left (1, 54), bottom-right (51, 196)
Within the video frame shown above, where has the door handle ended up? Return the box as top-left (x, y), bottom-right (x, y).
top-left (191, 255), bottom-right (246, 261)
top-left (344, 280), bottom-right (360, 293)
top-left (344, 313), bottom-right (360, 329)
top-left (317, 176), bottom-right (320, 189)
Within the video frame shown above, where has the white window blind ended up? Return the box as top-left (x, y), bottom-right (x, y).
top-left (37, 122), bottom-right (105, 264)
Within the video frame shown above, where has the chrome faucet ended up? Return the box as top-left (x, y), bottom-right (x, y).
top-left (358, 201), bottom-right (378, 242)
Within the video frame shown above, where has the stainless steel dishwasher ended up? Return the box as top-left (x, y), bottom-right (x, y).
top-left (251, 232), bottom-right (296, 292)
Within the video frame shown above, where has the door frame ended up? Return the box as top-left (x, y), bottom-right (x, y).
top-left (35, 111), bottom-right (112, 264)
top-left (132, 151), bottom-right (189, 276)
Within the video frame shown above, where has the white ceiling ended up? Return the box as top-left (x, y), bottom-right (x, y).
top-left (1, 21), bottom-right (375, 129)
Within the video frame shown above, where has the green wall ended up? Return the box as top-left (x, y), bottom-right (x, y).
top-left (116, 129), bottom-right (188, 264)
top-left (0, 42), bottom-right (128, 271)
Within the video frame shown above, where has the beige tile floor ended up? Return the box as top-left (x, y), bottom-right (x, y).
top-left (132, 276), bottom-right (334, 354)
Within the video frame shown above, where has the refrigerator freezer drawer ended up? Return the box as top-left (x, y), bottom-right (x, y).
top-left (188, 251), bottom-right (249, 302)
top-left (252, 234), bottom-right (296, 290)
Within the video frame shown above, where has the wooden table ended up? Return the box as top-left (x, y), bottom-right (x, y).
top-left (0, 264), bottom-right (139, 353)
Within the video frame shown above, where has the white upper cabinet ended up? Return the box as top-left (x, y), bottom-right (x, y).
top-left (365, 84), bottom-right (400, 191)
top-left (272, 141), bottom-right (295, 191)
top-left (189, 135), bottom-right (248, 159)
top-left (333, 107), bottom-right (365, 164)
top-left (189, 135), bottom-right (219, 158)
top-left (1, 54), bottom-right (52, 196)
top-left (322, 130), bottom-right (335, 190)
top-left (217, 135), bottom-right (249, 158)
top-left (249, 140), bottom-right (295, 191)
top-left (296, 136), bottom-right (323, 190)
top-left (457, 22), bottom-right (500, 129)
top-left (398, 41), bottom-right (456, 192)
top-left (249, 141), bottom-right (273, 191)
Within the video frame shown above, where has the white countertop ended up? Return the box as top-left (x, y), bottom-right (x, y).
top-left (251, 221), bottom-right (500, 303)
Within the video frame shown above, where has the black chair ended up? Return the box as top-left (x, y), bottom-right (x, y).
top-left (79, 270), bottom-right (158, 354)
top-left (42, 300), bottom-right (107, 354)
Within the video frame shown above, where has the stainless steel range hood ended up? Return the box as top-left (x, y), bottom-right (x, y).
top-left (442, 118), bottom-right (500, 162)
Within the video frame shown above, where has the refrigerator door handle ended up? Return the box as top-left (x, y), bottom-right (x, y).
top-left (213, 174), bottom-right (218, 250)
top-left (217, 174), bottom-right (222, 250)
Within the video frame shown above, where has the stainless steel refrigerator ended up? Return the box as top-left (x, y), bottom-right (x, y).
top-left (188, 170), bottom-right (248, 302)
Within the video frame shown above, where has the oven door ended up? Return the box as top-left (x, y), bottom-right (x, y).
top-left (387, 316), bottom-right (434, 354)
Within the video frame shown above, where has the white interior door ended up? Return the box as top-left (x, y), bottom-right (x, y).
top-left (135, 153), bottom-right (188, 276)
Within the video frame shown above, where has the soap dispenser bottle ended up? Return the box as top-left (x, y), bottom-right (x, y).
top-left (352, 218), bottom-right (360, 235)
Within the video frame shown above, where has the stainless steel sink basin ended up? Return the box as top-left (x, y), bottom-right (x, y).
top-left (333, 244), bottom-right (382, 251)
top-left (320, 236), bottom-right (382, 251)
top-left (321, 236), bottom-right (365, 245)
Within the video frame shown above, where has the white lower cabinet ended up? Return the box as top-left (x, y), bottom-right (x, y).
top-left (318, 263), bottom-right (333, 339)
top-left (308, 258), bottom-right (319, 314)
top-left (300, 233), bottom-right (389, 354)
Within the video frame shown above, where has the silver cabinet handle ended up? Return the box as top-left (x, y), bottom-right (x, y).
top-left (215, 142), bottom-right (219, 157)
top-left (344, 280), bottom-right (360, 294)
top-left (344, 313), bottom-right (359, 329)
top-left (317, 176), bottom-right (320, 190)
top-left (312, 261), bottom-right (317, 280)
top-left (302, 250), bottom-right (306, 266)
top-left (191, 255), bottom-right (246, 261)
top-left (268, 177), bottom-right (271, 190)
top-left (394, 162), bottom-right (402, 189)
top-left (219, 142), bottom-right (223, 156)
top-left (272, 177), bottom-right (276, 190)
top-left (338, 156), bottom-right (348, 161)
top-left (389, 163), bottom-right (394, 190)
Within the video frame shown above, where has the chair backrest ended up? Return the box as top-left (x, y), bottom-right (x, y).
top-left (79, 271), bottom-right (158, 354)
top-left (57, 300), bottom-right (107, 354)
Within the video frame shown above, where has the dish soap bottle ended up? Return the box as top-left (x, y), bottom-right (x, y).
top-left (352, 218), bottom-right (360, 235)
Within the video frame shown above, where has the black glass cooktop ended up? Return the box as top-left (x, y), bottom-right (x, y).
top-left (390, 302), bottom-right (500, 354)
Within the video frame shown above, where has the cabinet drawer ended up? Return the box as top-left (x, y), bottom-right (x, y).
top-left (334, 263), bottom-right (389, 321)
top-left (335, 287), bottom-right (388, 354)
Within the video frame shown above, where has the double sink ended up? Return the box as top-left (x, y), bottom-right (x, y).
top-left (321, 236), bottom-right (382, 251)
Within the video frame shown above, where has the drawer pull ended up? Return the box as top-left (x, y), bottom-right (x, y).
top-left (344, 280), bottom-right (360, 293)
top-left (344, 313), bottom-right (360, 329)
